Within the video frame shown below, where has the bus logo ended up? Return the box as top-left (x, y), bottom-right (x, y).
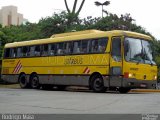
top-left (12, 60), bottom-right (22, 74)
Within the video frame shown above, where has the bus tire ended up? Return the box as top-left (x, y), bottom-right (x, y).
top-left (19, 74), bottom-right (29, 88)
top-left (90, 74), bottom-right (106, 93)
top-left (119, 87), bottom-right (130, 94)
top-left (30, 74), bottom-right (40, 89)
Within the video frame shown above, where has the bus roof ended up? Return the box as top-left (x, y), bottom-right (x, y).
top-left (4, 29), bottom-right (152, 48)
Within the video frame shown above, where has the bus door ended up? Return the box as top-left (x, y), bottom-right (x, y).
top-left (109, 37), bottom-right (123, 87)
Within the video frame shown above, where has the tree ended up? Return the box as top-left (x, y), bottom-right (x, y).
top-left (64, 0), bottom-right (85, 24)
top-left (95, 1), bottom-right (110, 18)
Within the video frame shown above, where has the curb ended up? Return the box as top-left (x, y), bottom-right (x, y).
top-left (130, 89), bottom-right (160, 93)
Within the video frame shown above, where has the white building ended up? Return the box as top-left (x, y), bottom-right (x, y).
top-left (0, 6), bottom-right (27, 27)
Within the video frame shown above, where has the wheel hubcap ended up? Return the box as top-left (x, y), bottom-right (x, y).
top-left (32, 77), bottom-right (38, 87)
top-left (94, 78), bottom-right (103, 89)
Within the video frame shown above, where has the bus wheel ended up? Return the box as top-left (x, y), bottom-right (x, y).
top-left (91, 75), bottom-right (106, 93)
top-left (31, 74), bottom-right (40, 89)
top-left (119, 87), bottom-right (130, 94)
top-left (19, 74), bottom-right (29, 88)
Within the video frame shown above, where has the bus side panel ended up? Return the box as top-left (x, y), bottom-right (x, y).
top-left (1, 54), bottom-right (110, 86)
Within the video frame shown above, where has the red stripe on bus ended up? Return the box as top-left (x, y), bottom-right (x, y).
top-left (15, 63), bottom-right (22, 73)
top-left (83, 67), bottom-right (90, 74)
top-left (83, 67), bottom-right (88, 73)
top-left (12, 60), bottom-right (20, 74)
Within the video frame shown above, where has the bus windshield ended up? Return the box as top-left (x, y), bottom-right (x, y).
top-left (124, 37), bottom-right (156, 65)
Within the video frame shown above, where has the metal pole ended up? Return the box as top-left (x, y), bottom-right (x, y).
top-left (102, 5), bottom-right (103, 18)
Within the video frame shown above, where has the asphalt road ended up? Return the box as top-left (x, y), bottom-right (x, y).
top-left (0, 88), bottom-right (160, 114)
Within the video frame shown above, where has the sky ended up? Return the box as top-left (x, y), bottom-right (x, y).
top-left (0, 0), bottom-right (160, 40)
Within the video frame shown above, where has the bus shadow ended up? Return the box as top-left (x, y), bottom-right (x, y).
top-left (39, 86), bottom-right (148, 94)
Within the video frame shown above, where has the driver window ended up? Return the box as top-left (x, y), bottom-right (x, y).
top-left (111, 37), bottom-right (121, 62)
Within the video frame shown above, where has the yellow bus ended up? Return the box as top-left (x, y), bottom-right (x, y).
top-left (1, 30), bottom-right (157, 93)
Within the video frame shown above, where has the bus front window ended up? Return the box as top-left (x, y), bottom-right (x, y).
top-left (142, 40), bottom-right (156, 65)
top-left (124, 37), bottom-right (156, 65)
top-left (124, 38), bottom-right (143, 63)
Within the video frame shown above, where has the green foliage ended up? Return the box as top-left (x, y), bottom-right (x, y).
top-left (38, 12), bottom-right (67, 38)
top-left (0, 11), bottom-right (158, 60)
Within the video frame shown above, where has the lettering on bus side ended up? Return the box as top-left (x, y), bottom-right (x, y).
top-left (130, 68), bottom-right (139, 71)
top-left (3, 60), bottom-right (15, 65)
top-left (64, 57), bottom-right (83, 65)
top-left (3, 60), bottom-right (15, 63)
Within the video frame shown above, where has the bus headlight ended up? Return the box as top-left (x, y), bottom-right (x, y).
top-left (124, 72), bottom-right (135, 78)
top-left (153, 75), bottom-right (157, 80)
top-left (129, 73), bottom-right (133, 78)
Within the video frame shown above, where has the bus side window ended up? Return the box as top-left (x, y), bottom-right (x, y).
top-left (73, 41), bottom-right (81, 54)
top-left (35, 45), bottom-right (41, 56)
top-left (111, 37), bottom-right (121, 61)
top-left (22, 46), bottom-right (29, 57)
top-left (10, 48), bottom-right (17, 58)
top-left (49, 44), bottom-right (55, 56)
top-left (17, 47), bottom-right (22, 58)
top-left (81, 40), bottom-right (88, 53)
top-left (68, 42), bottom-right (73, 54)
top-left (90, 40), bottom-right (99, 53)
top-left (56, 43), bottom-right (64, 55)
top-left (29, 46), bottom-right (35, 57)
top-left (41, 44), bottom-right (48, 56)
top-left (63, 42), bottom-right (73, 54)
top-left (63, 42), bottom-right (68, 54)
top-left (98, 38), bottom-right (107, 52)
top-left (4, 48), bottom-right (10, 58)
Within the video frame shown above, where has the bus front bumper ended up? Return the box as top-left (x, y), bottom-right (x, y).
top-left (122, 78), bottom-right (157, 89)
